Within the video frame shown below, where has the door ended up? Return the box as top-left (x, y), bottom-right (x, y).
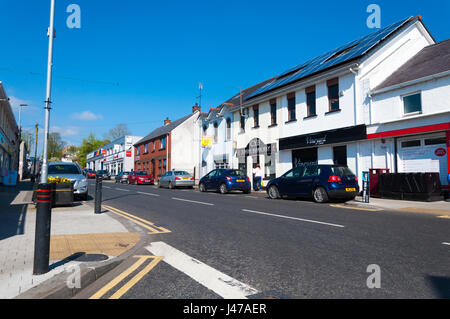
top-left (209, 170), bottom-right (222, 190)
top-left (278, 166), bottom-right (303, 196)
top-left (203, 170), bottom-right (216, 190)
top-left (298, 165), bottom-right (321, 196)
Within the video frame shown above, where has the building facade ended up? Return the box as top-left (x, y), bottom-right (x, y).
top-left (0, 82), bottom-right (19, 185)
top-left (86, 135), bottom-right (142, 175)
top-left (225, 16), bottom-right (441, 190)
top-left (135, 106), bottom-right (202, 181)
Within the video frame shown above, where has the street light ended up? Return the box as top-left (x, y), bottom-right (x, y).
top-left (17, 104), bottom-right (27, 180)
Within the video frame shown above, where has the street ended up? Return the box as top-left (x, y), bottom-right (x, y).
top-left (75, 180), bottom-right (450, 299)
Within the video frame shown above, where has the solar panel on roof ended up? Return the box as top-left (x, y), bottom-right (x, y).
top-left (246, 17), bottom-right (414, 100)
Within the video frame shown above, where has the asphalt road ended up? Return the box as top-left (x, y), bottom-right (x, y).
top-left (76, 180), bottom-right (450, 299)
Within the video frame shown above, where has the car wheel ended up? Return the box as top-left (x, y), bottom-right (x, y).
top-left (219, 183), bottom-right (228, 194)
top-left (134, 180), bottom-right (138, 185)
top-left (313, 187), bottom-right (329, 203)
top-left (168, 181), bottom-right (174, 189)
top-left (268, 185), bottom-right (280, 199)
top-left (199, 183), bottom-right (206, 192)
top-left (243, 189), bottom-right (251, 194)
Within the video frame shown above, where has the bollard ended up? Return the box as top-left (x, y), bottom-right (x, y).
top-left (33, 183), bottom-right (52, 275)
top-left (95, 175), bottom-right (103, 214)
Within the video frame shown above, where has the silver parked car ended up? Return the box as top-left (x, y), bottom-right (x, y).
top-left (158, 171), bottom-right (195, 189)
top-left (48, 162), bottom-right (88, 200)
top-left (115, 171), bottom-right (131, 184)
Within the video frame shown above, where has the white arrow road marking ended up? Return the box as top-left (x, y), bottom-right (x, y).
top-left (442, 242), bottom-right (450, 246)
top-left (146, 242), bottom-right (258, 299)
top-left (241, 209), bottom-right (345, 228)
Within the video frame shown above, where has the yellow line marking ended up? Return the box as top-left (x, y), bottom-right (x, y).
top-left (103, 205), bottom-right (171, 234)
top-left (329, 204), bottom-right (382, 212)
top-left (89, 255), bottom-right (156, 299)
top-left (109, 256), bottom-right (163, 299)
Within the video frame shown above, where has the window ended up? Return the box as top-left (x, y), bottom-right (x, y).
top-left (327, 78), bottom-right (339, 111)
top-left (424, 137), bottom-right (446, 145)
top-left (213, 122), bottom-right (218, 143)
top-left (401, 140), bottom-right (421, 148)
top-left (163, 159), bottom-right (167, 173)
top-left (305, 86), bottom-right (316, 117)
top-left (333, 146), bottom-right (347, 166)
top-left (203, 124), bottom-right (207, 134)
top-left (270, 99), bottom-right (277, 125)
top-left (287, 93), bottom-right (296, 121)
top-left (253, 105), bottom-right (259, 128)
top-left (226, 118), bottom-right (231, 140)
top-left (302, 165), bottom-right (320, 177)
top-left (240, 114), bottom-right (245, 132)
top-left (152, 141), bottom-right (155, 152)
top-left (161, 136), bottom-right (166, 149)
top-left (144, 144), bottom-right (148, 153)
top-left (403, 93), bottom-right (422, 114)
top-left (136, 146), bottom-right (140, 155)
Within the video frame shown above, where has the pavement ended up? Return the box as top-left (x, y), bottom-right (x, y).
top-left (0, 181), bottom-right (144, 299)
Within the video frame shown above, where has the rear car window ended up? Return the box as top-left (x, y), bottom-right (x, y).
top-left (331, 166), bottom-right (355, 176)
top-left (228, 170), bottom-right (246, 177)
top-left (49, 164), bottom-right (81, 175)
top-left (174, 171), bottom-right (190, 176)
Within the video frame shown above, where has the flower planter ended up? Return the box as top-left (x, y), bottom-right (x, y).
top-left (32, 182), bottom-right (74, 207)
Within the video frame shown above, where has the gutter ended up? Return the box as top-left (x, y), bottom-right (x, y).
top-left (369, 69), bottom-right (450, 96)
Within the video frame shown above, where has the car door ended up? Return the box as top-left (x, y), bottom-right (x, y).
top-left (278, 166), bottom-right (304, 196)
top-left (203, 170), bottom-right (216, 190)
top-left (298, 165), bottom-right (321, 196)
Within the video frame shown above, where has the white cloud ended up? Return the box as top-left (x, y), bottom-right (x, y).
top-left (71, 111), bottom-right (103, 121)
top-left (51, 126), bottom-right (80, 137)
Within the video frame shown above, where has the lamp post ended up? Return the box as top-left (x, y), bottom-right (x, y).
top-left (16, 104), bottom-right (27, 181)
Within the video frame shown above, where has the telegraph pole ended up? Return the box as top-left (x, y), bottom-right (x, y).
top-left (33, 124), bottom-right (38, 180)
top-left (40, 0), bottom-right (56, 184)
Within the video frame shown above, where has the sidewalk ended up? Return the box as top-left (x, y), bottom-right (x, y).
top-left (0, 181), bottom-right (143, 299)
top-left (347, 196), bottom-right (450, 215)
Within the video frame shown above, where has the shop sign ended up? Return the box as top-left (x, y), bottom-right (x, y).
top-left (236, 138), bottom-right (277, 158)
top-left (279, 125), bottom-right (367, 150)
top-left (435, 148), bottom-right (446, 157)
top-left (126, 150), bottom-right (132, 157)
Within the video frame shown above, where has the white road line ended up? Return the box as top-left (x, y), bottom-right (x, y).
top-left (115, 188), bottom-right (130, 192)
top-left (146, 242), bottom-right (258, 299)
top-left (241, 209), bottom-right (345, 228)
top-left (103, 186), bottom-right (111, 189)
top-left (442, 242), bottom-right (450, 246)
top-left (172, 197), bottom-right (214, 206)
top-left (245, 196), bottom-right (258, 199)
top-left (137, 191), bottom-right (160, 197)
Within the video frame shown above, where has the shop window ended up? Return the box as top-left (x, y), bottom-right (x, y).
top-left (403, 93), bottom-right (422, 114)
top-left (292, 147), bottom-right (318, 167)
top-left (401, 140), bottom-right (421, 148)
top-left (424, 137), bottom-right (446, 145)
top-left (333, 145), bottom-right (347, 166)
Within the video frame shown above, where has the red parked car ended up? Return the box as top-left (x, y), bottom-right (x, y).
top-left (127, 171), bottom-right (154, 185)
top-left (85, 169), bottom-right (97, 179)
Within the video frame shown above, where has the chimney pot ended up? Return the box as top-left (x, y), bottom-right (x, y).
top-left (164, 117), bottom-right (171, 125)
top-left (192, 104), bottom-right (201, 113)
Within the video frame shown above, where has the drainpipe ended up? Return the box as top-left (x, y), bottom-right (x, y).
top-left (349, 65), bottom-right (360, 180)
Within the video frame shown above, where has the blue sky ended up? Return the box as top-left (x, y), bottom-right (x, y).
top-left (0, 0), bottom-right (448, 155)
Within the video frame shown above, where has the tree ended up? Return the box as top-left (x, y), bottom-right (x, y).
top-left (48, 132), bottom-right (67, 161)
top-left (21, 131), bottom-right (35, 152)
top-left (104, 124), bottom-right (131, 141)
top-left (76, 133), bottom-right (109, 168)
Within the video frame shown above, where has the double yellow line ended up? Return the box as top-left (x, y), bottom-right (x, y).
top-left (103, 204), bottom-right (171, 234)
top-left (90, 255), bottom-right (163, 299)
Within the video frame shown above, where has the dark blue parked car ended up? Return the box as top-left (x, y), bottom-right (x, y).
top-left (266, 164), bottom-right (359, 203)
top-left (199, 169), bottom-right (251, 194)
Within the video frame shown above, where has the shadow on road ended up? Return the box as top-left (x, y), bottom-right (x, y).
top-left (426, 275), bottom-right (450, 299)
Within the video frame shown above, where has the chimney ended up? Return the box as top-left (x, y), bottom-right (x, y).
top-left (192, 103), bottom-right (201, 113)
top-left (164, 117), bottom-right (171, 125)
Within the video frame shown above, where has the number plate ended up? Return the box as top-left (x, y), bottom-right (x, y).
top-left (346, 188), bottom-right (356, 192)
top-left (236, 179), bottom-right (245, 182)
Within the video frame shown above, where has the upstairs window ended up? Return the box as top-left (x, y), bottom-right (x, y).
top-left (270, 99), bottom-right (277, 125)
top-left (253, 105), bottom-right (259, 128)
top-left (305, 85), bottom-right (316, 117)
top-left (161, 136), bottom-right (167, 149)
top-left (144, 143), bottom-right (149, 154)
top-left (240, 113), bottom-right (245, 132)
top-left (136, 146), bottom-right (140, 155)
top-left (403, 93), bottom-right (422, 115)
top-left (327, 78), bottom-right (340, 112)
top-left (213, 122), bottom-right (218, 143)
top-left (287, 92), bottom-right (296, 121)
top-left (226, 118), bottom-right (231, 140)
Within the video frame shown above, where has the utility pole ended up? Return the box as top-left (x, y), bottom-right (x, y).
top-left (33, 124), bottom-right (38, 180)
top-left (16, 104), bottom-right (27, 181)
top-left (40, 0), bottom-right (56, 184)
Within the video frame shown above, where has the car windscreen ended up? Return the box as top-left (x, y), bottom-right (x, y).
top-left (48, 165), bottom-right (81, 175)
top-left (136, 172), bottom-right (147, 176)
top-left (174, 171), bottom-right (190, 176)
top-left (98, 170), bottom-right (107, 174)
top-left (227, 170), bottom-right (246, 177)
top-left (331, 166), bottom-right (355, 176)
